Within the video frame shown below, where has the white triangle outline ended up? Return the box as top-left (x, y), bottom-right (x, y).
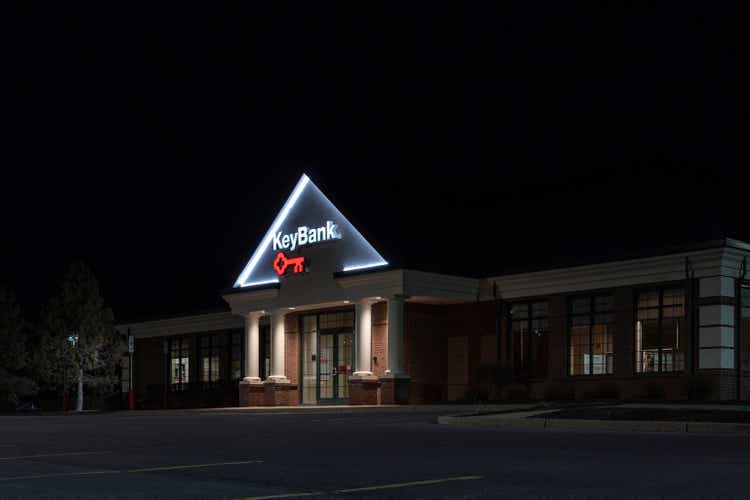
top-left (234, 174), bottom-right (388, 288)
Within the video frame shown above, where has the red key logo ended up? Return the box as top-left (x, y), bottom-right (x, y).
top-left (273, 251), bottom-right (306, 276)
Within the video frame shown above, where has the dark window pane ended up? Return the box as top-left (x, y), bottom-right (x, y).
top-left (662, 288), bottom-right (684, 306)
top-left (594, 295), bottom-right (613, 312)
top-left (532, 302), bottom-right (549, 317)
top-left (571, 315), bottom-right (590, 326)
top-left (570, 298), bottom-right (590, 315)
top-left (531, 318), bottom-right (548, 334)
top-left (638, 291), bottom-right (659, 309)
top-left (512, 303), bottom-right (529, 319)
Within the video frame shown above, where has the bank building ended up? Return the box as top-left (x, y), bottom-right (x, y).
top-left (120, 174), bottom-right (750, 407)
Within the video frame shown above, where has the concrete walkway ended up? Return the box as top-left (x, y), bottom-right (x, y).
top-left (110, 403), bottom-right (538, 417)
top-left (438, 404), bottom-right (750, 434)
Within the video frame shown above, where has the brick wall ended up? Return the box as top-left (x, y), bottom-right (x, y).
top-left (404, 301), bottom-right (496, 403)
top-left (134, 338), bottom-right (163, 401)
top-left (402, 280), bottom-right (742, 402)
top-left (285, 313), bottom-right (299, 386)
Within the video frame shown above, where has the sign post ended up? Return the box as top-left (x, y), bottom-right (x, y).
top-left (128, 332), bottom-right (135, 411)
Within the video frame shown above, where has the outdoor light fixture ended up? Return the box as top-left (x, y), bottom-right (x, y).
top-left (342, 262), bottom-right (388, 272)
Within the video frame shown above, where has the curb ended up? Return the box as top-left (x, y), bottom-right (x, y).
top-left (437, 415), bottom-right (750, 434)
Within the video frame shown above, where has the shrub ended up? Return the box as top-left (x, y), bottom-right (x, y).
top-left (686, 375), bottom-right (712, 401)
top-left (644, 381), bottom-right (666, 400)
top-left (583, 381), bottom-right (621, 400)
top-left (544, 382), bottom-right (575, 401)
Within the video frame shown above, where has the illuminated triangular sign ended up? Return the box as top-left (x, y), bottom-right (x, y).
top-left (234, 174), bottom-right (388, 288)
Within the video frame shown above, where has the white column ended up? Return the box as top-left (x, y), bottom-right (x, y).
top-left (242, 312), bottom-right (263, 384)
top-left (268, 309), bottom-right (289, 383)
top-left (385, 295), bottom-right (407, 377)
top-left (353, 298), bottom-right (377, 379)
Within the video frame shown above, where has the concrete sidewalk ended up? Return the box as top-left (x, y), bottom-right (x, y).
top-left (438, 405), bottom-right (750, 434)
top-left (110, 402), bottom-right (538, 417)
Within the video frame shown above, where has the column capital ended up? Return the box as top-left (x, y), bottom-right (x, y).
top-left (246, 310), bottom-right (265, 320)
top-left (357, 297), bottom-right (380, 307)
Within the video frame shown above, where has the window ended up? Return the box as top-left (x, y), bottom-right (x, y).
top-left (169, 337), bottom-right (191, 389)
top-left (568, 295), bottom-right (614, 375)
top-left (260, 324), bottom-right (271, 380)
top-left (742, 285), bottom-right (750, 371)
top-left (200, 334), bottom-right (223, 384)
top-left (319, 310), bottom-right (355, 330)
top-left (635, 288), bottom-right (686, 373)
top-left (230, 330), bottom-right (243, 381)
top-left (512, 301), bottom-right (549, 379)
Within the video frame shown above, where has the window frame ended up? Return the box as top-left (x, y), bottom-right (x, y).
top-left (168, 336), bottom-right (191, 391)
top-left (199, 333), bottom-right (223, 385)
top-left (634, 285), bottom-right (686, 374)
top-left (566, 293), bottom-right (615, 377)
top-left (509, 299), bottom-right (550, 380)
top-left (228, 329), bottom-right (244, 382)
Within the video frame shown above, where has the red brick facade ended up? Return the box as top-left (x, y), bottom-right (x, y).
top-left (398, 281), bottom-right (746, 403)
top-left (349, 378), bottom-right (379, 405)
top-left (134, 278), bottom-right (748, 408)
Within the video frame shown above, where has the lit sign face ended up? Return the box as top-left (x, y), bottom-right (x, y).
top-left (272, 221), bottom-right (341, 252)
top-left (233, 174), bottom-right (388, 288)
top-left (273, 251), bottom-right (306, 276)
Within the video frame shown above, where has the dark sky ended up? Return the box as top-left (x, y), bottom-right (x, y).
top-left (3, 3), bottom-right (749, 322)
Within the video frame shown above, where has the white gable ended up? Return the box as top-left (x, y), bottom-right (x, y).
top-left (234, 174), bottom-right (388, 288)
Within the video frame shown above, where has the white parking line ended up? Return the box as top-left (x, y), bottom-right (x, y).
top-left (0, 451), bottom-right (111, 461)
top-left (240, 493), bottom-right (324, 500)
top-left (236, 475), bottom-right (485, 499)
top-left (334, 475), bottom-right (485, 493)
top-left (0, 470), bottom-right (119, 482)
top-left (0, 458), bottom-right (264, 482)
top-left (128, 460), bottom-right (263, 473)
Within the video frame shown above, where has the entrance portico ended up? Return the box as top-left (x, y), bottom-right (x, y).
top-left (228, 277), bottom-right (477, 406)
top-left (224, 174), bottom-right (478, 406)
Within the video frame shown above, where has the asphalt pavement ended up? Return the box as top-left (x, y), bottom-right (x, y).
top-left (1, 406), bottom-right (749, 499)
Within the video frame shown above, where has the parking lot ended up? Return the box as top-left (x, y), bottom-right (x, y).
top-left (1, 406), bottom-right (750, 499)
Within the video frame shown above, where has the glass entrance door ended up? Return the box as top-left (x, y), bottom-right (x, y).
top-left (300, 310), bottom-right (354, 405)
top-left (318, 332), bottom-right (353, 403)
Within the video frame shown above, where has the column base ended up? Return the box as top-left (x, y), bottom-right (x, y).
top-left (238, 381), bottom-right (265, 407)
top-left (349, 376), bottom-right (380, 405)
top-left (263, 381), bottom-right (299, 406)
top-left (380, 375), bottom-right (411, 405)
top-left (241, 376), bottom-right (262, 384)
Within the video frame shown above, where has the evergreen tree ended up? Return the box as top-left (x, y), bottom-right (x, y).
top-left (39, 262), bottom-right (125, 411)
top-left (0, 287), bottom-right (37, 409)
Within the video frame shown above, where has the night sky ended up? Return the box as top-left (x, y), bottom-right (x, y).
top-left (3, 4), bottom-right (749, 322)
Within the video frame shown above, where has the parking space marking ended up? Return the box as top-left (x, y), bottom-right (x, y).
top-left (0, 459), bottom-right (264, 482)
top-left (237, 475), bottom-right (485, 499)
top-left (333, 475), bottom-right (485, 493)
top-left (240, 493), bottom-right (324, 500)
top-left (0, 470), bottom-right (119, 482)
top-left (128, 459), bottom-right (264, 473)
top-left (0, 451), bottom-right (111, 461)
